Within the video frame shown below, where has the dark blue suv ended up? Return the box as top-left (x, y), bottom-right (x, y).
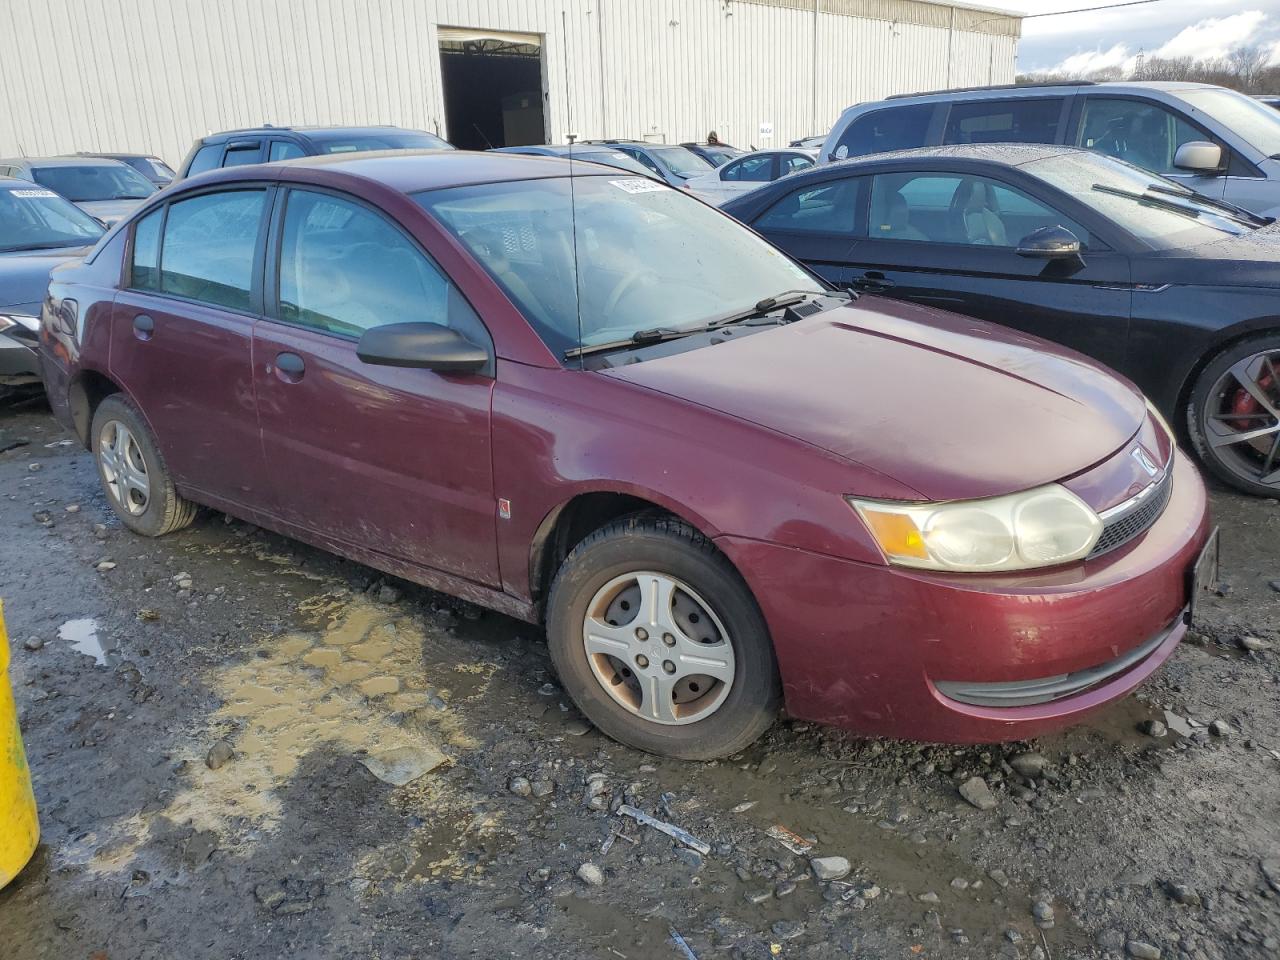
top-left (176, 125), bottom-right (453, 179)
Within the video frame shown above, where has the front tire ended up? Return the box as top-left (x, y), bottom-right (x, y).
top-left (546, 515), bottom-right (780, 760)
top-left (91, 394), bottom-right (197, 536)
top-left (1186, 334), bottom-right (1280, 498)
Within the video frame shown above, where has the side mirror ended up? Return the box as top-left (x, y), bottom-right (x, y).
top-left (1174, 141), bottom-right (1223, 173)
top-left (357, 322), bottom-right (488, 373)
top-left (1016, 225), bottom-right (1082, 260)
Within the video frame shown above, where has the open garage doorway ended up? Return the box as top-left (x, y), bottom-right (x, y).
top-left (439, 27), bottom-right (546, 150)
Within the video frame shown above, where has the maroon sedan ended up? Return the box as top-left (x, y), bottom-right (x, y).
top-left (38, 151), bottom-right (1215, 759)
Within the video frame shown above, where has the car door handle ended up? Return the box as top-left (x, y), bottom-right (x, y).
top-left (132, 314), bottom-right (154, 340)
top-left (274, 352), bottom-right (305, 383)
top-left (850, 272), bottom-right (895, 293)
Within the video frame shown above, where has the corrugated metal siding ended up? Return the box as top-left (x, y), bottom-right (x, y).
top-left (0, 0), bottom-right (1016, 165)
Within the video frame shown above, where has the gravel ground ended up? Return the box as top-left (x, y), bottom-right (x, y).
top-left (1, 398), bottom-right (1278, 960)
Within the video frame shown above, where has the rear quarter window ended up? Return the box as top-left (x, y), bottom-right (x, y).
top-left (186, 144), bottom-right (223, 176)
top-left (832, 103), bottom-right (934, 160)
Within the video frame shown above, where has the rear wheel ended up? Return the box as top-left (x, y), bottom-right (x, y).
top-left (1187, 334), bottom-right (1280, 497)
top-left (546, 515), bottom-right (780, 760)
top-left (91, 394), bottom-right (197, 536)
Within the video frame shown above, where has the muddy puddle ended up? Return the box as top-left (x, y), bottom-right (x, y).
top-left (58, 617), bottom-right (105, 666)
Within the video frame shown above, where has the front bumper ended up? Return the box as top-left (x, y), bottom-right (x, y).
top-left (716, 449), bottom-right (1210, 743)
top-left (0, 333), bottom-right (41, 385)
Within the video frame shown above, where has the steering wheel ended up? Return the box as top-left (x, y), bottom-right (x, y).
top-left (603, 267), bottom-right (657, 318)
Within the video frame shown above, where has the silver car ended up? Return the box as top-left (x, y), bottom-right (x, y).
top-left (821, 81), bottom-right (1280, 217)
top-left (0, 156), bottom-right (157, 225)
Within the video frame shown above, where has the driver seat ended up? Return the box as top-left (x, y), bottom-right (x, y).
top-left (950, 179), bottom-right (1007, 246)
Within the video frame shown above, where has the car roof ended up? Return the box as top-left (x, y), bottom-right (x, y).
top-left (869, 79), bottom-right (1223, 109)
top-left (197, 124), bottom-right (432, 144)
top-left (191, 149), bottom-right (621, 193)
top-left (0, 156), bottom-right (129, 169)
top-left (831, 143), bottom-right (1076, 167)
top-left (75, 151), bottom-right (154, 160)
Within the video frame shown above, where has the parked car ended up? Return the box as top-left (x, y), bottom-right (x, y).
top-left (680, 141), bottom-right (744, 167)
top-left (1255, 96), bottom-right (1280, 111)
top-left (683, 149), bottom-right (815, 205)
top-left (0, 157), bottom-right (156, 225)
top-left (820, 81), bottom-right (1280, 216)
top-left (39, 151), bottom-right (1212, 758)
top-left (725, 144), bottom-right (1280, 496)
top-left (489, 144), bottom-right (660, 178)
top-left (76, 152), bottom-right (176, 187)
top-left (1, 178), bottom-right (104, 399)
top-left (790, 134), bottom-right (827, 152)
top-left (176, 125), bottom-right (453, 179)
top-left (578, 140), bottom-right (713, 188)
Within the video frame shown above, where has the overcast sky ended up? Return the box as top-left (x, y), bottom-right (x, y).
top-left (998, 0), bottom-right (1280, 74)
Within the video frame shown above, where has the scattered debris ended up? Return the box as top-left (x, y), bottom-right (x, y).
top-left (206, 740), bottom-right (235, 770)
top-left (766, 823), bottom-right (814, 855)
top-left (668, 927), bottom-right (698, 960)
top-left (576, 862), bottom-right (604, 886)
top-left (359, 744), bottom-right (446, 785)
top-left (1209, 719), bottom-right (1233, 738)
top-left (1238, 635), bottom-right (1272, 652)
top-left (618, 804), bottom-right (711, 856)
top-left (730, 800), bottom-right (757, 814)
top-left (22, 636), bottom-right (43, 652)
top-left (1163, 710), bottom-right (1194, 738)
top-left (810, 856), bottom-right (851, 881)
top-left (958, 776), bottom-right (998, 810)
top-left (1126, 940), bottom-right (1161, 959)
top-left (1008, 751), bottom-right (1046, 778)
top-left (1138, 719), bottom-right (1167, 737)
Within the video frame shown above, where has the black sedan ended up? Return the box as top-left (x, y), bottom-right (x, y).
top-left (724, 144), bottom-right (1280, 497)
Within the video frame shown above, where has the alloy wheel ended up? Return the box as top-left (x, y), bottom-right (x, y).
top-left (1204, 349), bottom-right (1280, 491)
top-left (98, 420), bottom-right (151, 516)
top-left (581, 571), bottom-right (735, 726)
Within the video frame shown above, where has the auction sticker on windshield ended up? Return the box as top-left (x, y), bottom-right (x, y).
top-left (610, 179), bottom-right (667, 194)
top-left (11, 190), bottom-right (58, 199)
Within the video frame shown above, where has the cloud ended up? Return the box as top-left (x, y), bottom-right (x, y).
top-left (1152, 10), bottom-right (1267, 59)
top-left (1029, 8), bottom-right (1280, 75)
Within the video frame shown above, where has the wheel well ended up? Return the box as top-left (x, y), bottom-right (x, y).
top-left (530, 493), bottom-right (674, 610)
top-left (68, 370), bottom-right (122, 447)
top-left (1174, 325), bottom-right (1280, 438)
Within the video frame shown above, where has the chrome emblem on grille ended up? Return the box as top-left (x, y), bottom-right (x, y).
top-left (1132, 446), bottom-right (1159, 478)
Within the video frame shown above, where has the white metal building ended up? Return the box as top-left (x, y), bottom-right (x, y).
top-left (0, 0), bottom-right (1021, 165)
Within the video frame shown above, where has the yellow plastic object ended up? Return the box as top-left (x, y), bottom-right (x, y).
top-left (0, 601), bottom-right (39, 889)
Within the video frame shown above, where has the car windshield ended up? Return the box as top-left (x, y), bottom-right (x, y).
top-left (30, 164), bottom-right (157, 201)
top-left (702, 147), bottom-right (740, 166)
top-left (312, 131), bottom-right (452, 154)
top-left (575, 151), bottom-right (657, 177)
top-left (1177, 87), bottom-right (1280, 158)
top-left (1022, 151), bottom-right (1255, 247)
top-left (649, 147), bottom-right (714, 178)
top-left (416, 175), bottom-right (820, 358)
top-left (138, 156), bottom-right (176, 180)
top-left (0, 184), bottom-right (105, 252)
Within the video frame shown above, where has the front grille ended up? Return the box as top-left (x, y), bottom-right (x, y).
top-left (1088, 469), bottom-right (1173, 560)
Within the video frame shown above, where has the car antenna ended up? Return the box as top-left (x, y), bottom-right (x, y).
top-left (564, 9), bottom-right (584, 370)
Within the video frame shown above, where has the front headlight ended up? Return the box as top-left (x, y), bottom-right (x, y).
top-left (848, 483), bottom-right (1102, 572)
top-left (0, 313), bottom-right (39, 334)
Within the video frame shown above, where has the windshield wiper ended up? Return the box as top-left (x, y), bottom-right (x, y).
top-left (1090, 182), bottom-right (1214, 221)
top-left (1145, 183), bottom-right (1272, 226)
top-left (564, 290), bottom-right (828, 360)
top-left (0, 240), bottom-right (84, 252)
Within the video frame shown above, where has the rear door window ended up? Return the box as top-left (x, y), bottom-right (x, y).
top-left (832, 103), bottom-right (934, 160)
top-left (942, 98), bottom-right (1064, 146)
top-left (159, 190), bottom-right (267, 310)
top-left (755, 178), bottom-right (862, 236)
top-left (222, 143), bottom-right (264, 168)
top-left (723, 155), bottom-right (774, 182)
top-left (782, 154), bottom-right (815, 175)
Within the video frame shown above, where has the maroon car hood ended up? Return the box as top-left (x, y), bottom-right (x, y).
top-left (604, 298), bottom-right (1145, 501)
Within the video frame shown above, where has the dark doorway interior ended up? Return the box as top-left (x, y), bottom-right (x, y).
top-left (439, 36), bottom-right (545, 150)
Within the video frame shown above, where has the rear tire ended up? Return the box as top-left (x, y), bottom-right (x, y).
top-left (1186, 333), bottom-right (1280, 498)
top-left (546, 515), bottom-right (780, 760)
top-left (91, 394), bottom-right (197, 536)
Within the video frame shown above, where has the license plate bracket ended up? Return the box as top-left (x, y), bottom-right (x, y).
top-left (1188, 526), bottom-right (1220, 622)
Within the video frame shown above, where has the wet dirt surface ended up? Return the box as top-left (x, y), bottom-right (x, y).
top-left (1, 398), bottom-right (1278, 959)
